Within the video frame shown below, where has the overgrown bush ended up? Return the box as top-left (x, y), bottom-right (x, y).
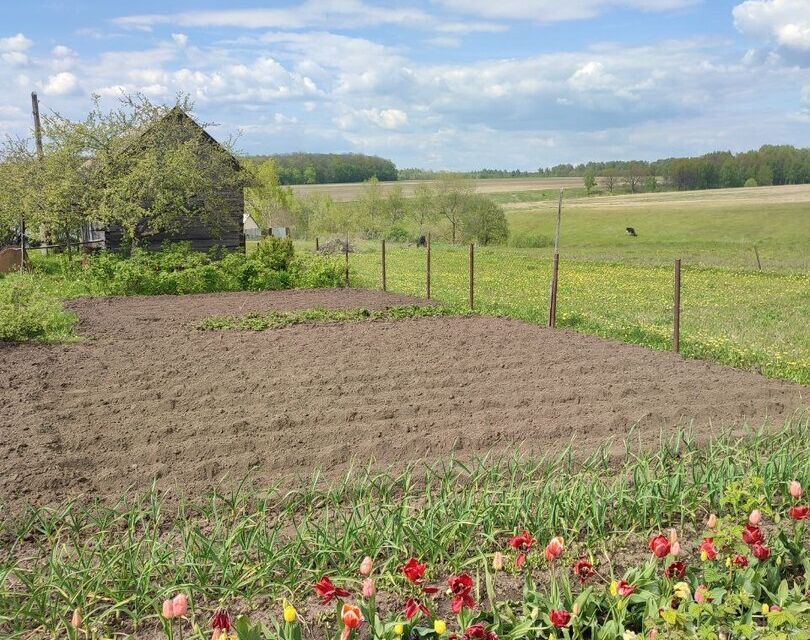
top-left (0, 274), bottom-right (76, 342)
top-left (508, 232), bottom-right (554, 248)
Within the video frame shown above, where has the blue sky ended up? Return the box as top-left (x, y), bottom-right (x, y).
top-left (1, 0), bottom-right (810, 169)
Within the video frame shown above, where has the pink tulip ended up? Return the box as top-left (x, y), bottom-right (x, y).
top-left (749, 509), bottom-right (762, 526)
top-left (492, 551), bottom-right (504, 571)
top-left (360, 556), bottom-right (373, 576)
top-left (648, 630), bottom-right (659, 640)
top-left (70, 608), bottom-right (82, 629)
top-left (172, 594), bottom-right (188, 618)
top-left (670, 542), bottom-right (681, 557)
top-left (544, 536), bottom-right (565, 562)
top-left (694, 585), bottom-right (710, 604)
top-left (162, 599), bottom-right (175, 620)
top-left (668, 529), bottom-right (678, 544)
top-left (362, 578), bottom-right (376, 599)
top-left (707, 513), bottom-right (718, 529)
top-left (212, 630), bottom-right (221, 640)
top-left (790, 481), bottom-right (803, 499)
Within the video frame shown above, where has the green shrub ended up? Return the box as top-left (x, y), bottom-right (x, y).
top-left (289, 253), bottom-right (345, 288)
top-left (0, 275), bottom-right (76, 342)
top-left (745, 177), bottom-right (758, 188)
top-left (251, 237), bottom-right (294, 271)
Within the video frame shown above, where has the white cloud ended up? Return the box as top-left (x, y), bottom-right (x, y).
top-left (567, 61), bottom-right (618, 91)
top-left (734, 0), bottom-right (810, 52)
top-left (1, 52), bottom-right (29, 66)
top-left (52, 45), bottom-right (75, 57)
top-left (171, 33), bottom-right (189, 47)
top-left (41, 71), bottom-right (81, 96)
top-left (435, 0), bottom-right (697, 22)
top-left (0, 33), bottom-right (33, 52)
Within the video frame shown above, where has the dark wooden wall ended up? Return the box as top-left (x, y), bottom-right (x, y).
top-left (103, 187), bottom-right (245, 252)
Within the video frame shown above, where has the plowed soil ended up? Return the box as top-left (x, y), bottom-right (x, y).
top-left (0, 288), bottom-right (805, 513)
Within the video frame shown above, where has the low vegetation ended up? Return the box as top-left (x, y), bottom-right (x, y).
top-left (1, 421), bottom-right (807, 639)
top-left (0, 239), bottom-right (344, 343)
top-left (197, 304), bottom-right (467, 331)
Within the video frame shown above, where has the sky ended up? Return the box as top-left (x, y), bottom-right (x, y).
top-left (1, 0), bottom-right (810, 170)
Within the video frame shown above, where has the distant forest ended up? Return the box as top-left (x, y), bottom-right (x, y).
top-left (248, 152), bottom-right (398, 185)
top-left (402, 145), bottom-right (810, 191)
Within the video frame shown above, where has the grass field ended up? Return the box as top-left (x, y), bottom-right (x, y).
top-left (346, 242), bottom-right (809, 384)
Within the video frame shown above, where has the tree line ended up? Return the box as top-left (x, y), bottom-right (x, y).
top-left (248, 152), bottom-right (398, 185)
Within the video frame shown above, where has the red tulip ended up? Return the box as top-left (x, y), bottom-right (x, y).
top-left (549, 609), bottom-right (571, 628)
top-left (402, 558), bottom-right (427, 584)
top-left (462, 623), bottom-right (499, 640)
top-left (544, 536), bottom-right (565, 562)
top-left (699, 538), bottom-right (718, 561)
top-left (733, 554), bottom-right (749, 568)
top-left (448, 573), bottom-right (476, 614)
top-left (314, 576), bottom-right (351, 604)
top-left (649, 534), bottom-right (671, 558)
top-left (789, 505), bottom-right (809, 520)
top-left (572, 557), bottom-right (595, 584)
top-left (742, 524), bottom-right (765, 546)
top-left (509, 530), bottom-right (536, 568)
top-left (404, 597), bottom-right (429, 620)
top-left (616, 580), bottom-right (635, 597)
top-left (211, 608), bottom-right (231, 633)
top-left (664, 561), bottom-right (686, 578)
top-left (752, 542), bottom-right (771, 561)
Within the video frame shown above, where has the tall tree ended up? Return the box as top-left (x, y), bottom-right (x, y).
top-left (435, 174), bottom-right (475, 244)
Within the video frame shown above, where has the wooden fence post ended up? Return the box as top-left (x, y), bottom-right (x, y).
top-left (469, 243), bottom-right (475, 310)
top-left (381, 238), bottom-right (386, 291)
top-left (315, 236), bottom-right (319, 251)
top-left (754, 245), bottom-right (762, 271)
top-left (548, 253), bottom-right (560, 328)
top-left (426, 232), bottom-right (431, 300)
top-left (673, 258), bottom-right (682, 353)
top-left (344, 232), bottom-right (349, 288)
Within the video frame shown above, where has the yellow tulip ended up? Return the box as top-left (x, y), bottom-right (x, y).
top-left (762, 603), bottom-right (770, 615)
top-left (434, 619), bottom-right (447, 635)
top-left (609, 580), bottom-right (619, 597)
top-left (673, 582), bottom-right (691, 600)
top-left (394, 623), bottom-right (404, 636)
top-left (283, 600), bottom-right (298, 623)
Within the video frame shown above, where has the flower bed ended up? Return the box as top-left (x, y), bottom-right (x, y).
top-left (139, 484), bottom-right (809, 640)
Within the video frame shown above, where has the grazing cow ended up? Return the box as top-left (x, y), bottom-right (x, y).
top-left (416, 235), bottom-right (427, 247)
top-left (626, 227), bottom-right (638, 237)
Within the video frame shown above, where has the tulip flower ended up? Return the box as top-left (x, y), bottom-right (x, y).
top-left (341, 603), bottom-right (363, 630)
top-left (448, 573), bottom-right (475, 613)
top-left (212, 608), bottom-right (232, 634)
top-left (733, 554), bottom-right (749, 568)
top-left (742, 524), bottom-right (765, 545)
top-left (649, 534), bottom-right (671, 558)
top-left (394, 623), bottom-right (404, 636)
top-left (699, 538), bottom-right (718, 561)
top-left (282, 600), bottom-right (297, 623)
top-left (544, 536), bottom-right (564, 562)
top-left (572, 557), bottom-right (595, 584)
top-left (362, 578), bottom-right (376, 599)
top-left (404, 597), bottom-right (429, 620)
top-left (314, 576), bottom-right (351, 604)
top-left (752, 542), bottom-right (771, 561)
top-left (434, 619), bottom-right (447, 635)
top-left (492, 551), bottom-right (505, 571)
top-left (360, 556), bottom-right (373, 576)
top-left (616, 580), bottom-right (635, 597)
top-left (707, 513), bottom-right (718, 529)
top-left (162, 599), bottom-right (175, 620)
top-left (670, 542), bottom-right (681, 557)
top-left (402, 558), bottom-right (427, 584)
top-left (790, 481), bottom-right (802, 499)
top-left (648, 630), bottom-right (659, 640)
top-left (462, 623), bottom-right (499, 640)
top-left (668, 529), bottom-right (678, 544)
top-left (550, 609), bottom-right (571, 628)
top-left (789, 505), bottom-right (809, 520)
top-left (694, 585), bottom-right (712, 604)
top-left (508, 530), bottom-right (536, 568)
top-left (673, 582), bottom-right (691, 600)
top-left (664, 561), bottom-right (686, 579)
top-left (749, 509), bottom-right (762, 526)
top-left (70, 607), bottom-right (82, 629)
top-left (172, 594), bottom-right (188, 618)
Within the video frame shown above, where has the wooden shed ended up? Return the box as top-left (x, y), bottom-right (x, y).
top-left (97, 108), bottom-right (245, 252)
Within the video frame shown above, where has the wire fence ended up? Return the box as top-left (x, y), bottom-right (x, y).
top-left (304, 234), bottom-right (809, 385)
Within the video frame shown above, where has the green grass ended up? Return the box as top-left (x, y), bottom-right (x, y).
top-left (1, 421), bottom-right (807, 638)
top-left (347, 243), bottom-right (810, 384)
top-left (197, 305), bottom-right (470, 331)
top-left (506, 201), bottom-right (810, 272)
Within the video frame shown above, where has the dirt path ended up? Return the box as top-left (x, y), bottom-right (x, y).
top-left (0, 288), bottom-right (805, 513)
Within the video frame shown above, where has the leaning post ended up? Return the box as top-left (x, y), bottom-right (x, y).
top-left (344, 232), bottom-right (350, 288)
